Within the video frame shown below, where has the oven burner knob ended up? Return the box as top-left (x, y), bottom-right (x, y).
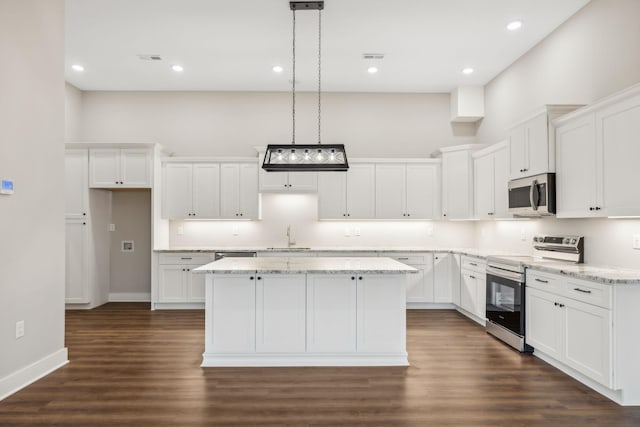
top-left (563, 238), bottom-right (570, 244)
top-left (570, 238), bottom-right (577, 244)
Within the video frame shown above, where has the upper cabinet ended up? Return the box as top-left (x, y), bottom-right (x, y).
top-left (220, 163), bottom-right (260, 219)
top-left (473, 142), bottom-right (509, 219)
top-left (440, 145), bottom-right (484, 220)
top-left (375, 162), bottom-right (441, 219)
top-left (64, 149), bottom-right (89, 219)
top-left (507, 105), bottom-right (581, 180)
top-left (163, 163), bottom-right (220, 219)
top-left (259, 170), bottom-right (317, 193)
top-left (89, 148), bottom-right (152, 188)
top-left (556, 84), bottom-right (640, 218)
top-left (317, 163), bottom-right (375, 220)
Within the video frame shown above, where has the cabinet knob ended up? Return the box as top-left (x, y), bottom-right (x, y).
top-left (83, 212), bottom-right (86, 216)
top-left (589, 207), bottom-right (594, 211)
top-left (235, 213), bottom-right (239, 217)
top-left (250, 276), bottom-right (254, 280)
top-left (82, 222), bottom-right (86, 225)
top-left (559, 303), bottom-right (565, 308)
top-left (347, 213), bottom-right (350, 217)
top-left (240, 213), bottom-right (243, 216)
top-left (343, 214), bottom-right (346, 217)
top-left (443, 213), bottom-right (447, 217)
top-left (257, 276), bottom-right (262, 280)
top-left (595, 206), bottom-right (601, 211)
top-left (554, 302), bottom-right (558, 306)
top-left (358, 276), bottom-right (363, 281)
top-left (351, 276), bottom-right (355, 280)
top-left (407, 213), bottom-right (410, 217)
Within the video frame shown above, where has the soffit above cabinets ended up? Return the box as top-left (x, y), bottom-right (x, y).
top-left (65, 0), bottom-right (590, 92)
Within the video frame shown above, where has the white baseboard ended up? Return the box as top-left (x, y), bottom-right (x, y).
top-left (407, 302), bottom-right (456, 309)
top-left (109, 292), bottom-right (151, 302)
top-left (0, 348), bottom-right (68, 401)
top-left (202, 352), bottom-right (409, 367)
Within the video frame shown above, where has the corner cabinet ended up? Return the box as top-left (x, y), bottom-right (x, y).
top-left (374, 162), bottom-right (441, 219)
top-left (89, 148), bottom-right (152, 188)
top-left (439, 145), bottom-right (485, 220)
top-left (220, 163), bottom-right (260, 219)
top-left (556, 84), bottom-right (640, 218)
top-left (473, 141), bottom-right (510, 219)
top-left (507, 105), bottom-right (581, 180)
top-left (157, 253), bottom-right (213, 304)
top-left (317, 164), bottom-right (375, 220)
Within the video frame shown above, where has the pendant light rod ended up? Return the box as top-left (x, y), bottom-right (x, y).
top-left (317, 7), bottom-right (322, 144)
top-left (292, 8), bottom-right (296, 144)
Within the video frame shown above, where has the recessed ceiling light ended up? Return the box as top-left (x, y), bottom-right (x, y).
top-left (71, 64), bottom-right (84, 72)
top-left (507, 20), bottom-right (523, 31)
top-left (272, 65), bottom-right (284, 73)
top-left (172, 64), bottom-right (184, 72)
top-left (367, 66), bottom-right (379, 74)
top-left (462, 67), bottom-right (474, 75)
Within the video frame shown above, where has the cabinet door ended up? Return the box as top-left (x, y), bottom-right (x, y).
top-left (406, 163), bottom-right (439, 219)
top-left (508, 126), bottom-right (527, 179)
top-left (406, 266), bottom-right (428, 302)
top-left (598, 96), bottom-right (640, 216)
top-left (65, 220), bottom-right (89, 303)
top-left (307, 274), bottom-right (357, 353)
top-left (347, 164), bottom-right (375, 219)
top-left (357, 275), bottom-right (406, 353)
top-left (120, 149), bottom-right (151, 187)
top-left (525, 113), bottom-right (550, 176)
top-left (460, 272), bottom-right (477, 314)
top-left (526, 288), bottom-right (562, 359)
top-left (288, 172), bottom-right (317, 191)
top-left (475, 275), bottom-right (487, 319)
top-left (188, 269), bottom-right (206, 302)
top-left (556, 114), bottom-right (598, 218)
top-left (259, 169), bottom-right (288, 192)
top-left (163, 164), bottom-right (193, 219)
top-left (65, 149), bottom-right (88, 219)
top-left (317, 172), bottom-right (347, 219)
top-left (492, 146), bottom-right (510, 218)
top-left (158, 265), bottom-right (187, 302)
top-left (89, 149), bottom-right (120, 187)
top-left (209, 275), bottom-right (256, 353)
top-left (451, 254), bottom-right (461, 306)
top-left (474, 154), bottom-right (494, 219)
top-left (239, 163), bottom-right (259, 219)
top-left (563, 298), bottom-right (612, 387)
top-left (256, 274), bottom-right (306, 353)
top-left (433, 253), bottom-right (452, 303)
top-left (375, 164), bottom-right (405, 219)
top-left (192, 163), bottom-right (220, 218)
top-left (442, 151), bottom-right (472, 219)
top-left (220, 164), bottom-right (240, 218)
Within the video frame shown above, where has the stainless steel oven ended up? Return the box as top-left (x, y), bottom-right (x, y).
top-left (508, 173), bottom-right (556, 216)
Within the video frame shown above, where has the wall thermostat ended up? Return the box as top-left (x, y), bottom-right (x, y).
top-left (1, 179), bottom-right (14, 195)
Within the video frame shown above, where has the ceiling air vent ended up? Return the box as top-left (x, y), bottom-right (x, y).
top-left (362, 53), bottom-right (384, 60)
top-left (138, 54), bottom-right (163, 61)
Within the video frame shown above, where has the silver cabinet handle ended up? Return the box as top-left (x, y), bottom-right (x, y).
top-left (181, 257), bottom-right (192, 260)
top-left (573, 287), bottom-right (592, 294)
top-left (397, 257), bottom-right (409, 260)
top-left (469, 275), bottom-right (476, 279)
top-left (535, 278), bottom-right (549, 283)
top-left (470, 262), bottom-right (478, 266)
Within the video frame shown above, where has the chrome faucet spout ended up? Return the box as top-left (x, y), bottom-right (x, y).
top-left (286, 225), bottom-right (296, 248)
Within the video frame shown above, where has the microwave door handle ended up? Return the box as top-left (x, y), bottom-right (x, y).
top-left (530, 179), bottom-right (539, 210)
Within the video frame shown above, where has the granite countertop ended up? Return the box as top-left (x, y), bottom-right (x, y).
top-left (193, 256), bottom-right (418, 275)
top-left (523, 260), bottom-right (640, 285)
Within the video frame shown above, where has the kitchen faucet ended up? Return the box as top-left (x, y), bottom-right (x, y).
top-left (287, 225), bottom-right (296, 248)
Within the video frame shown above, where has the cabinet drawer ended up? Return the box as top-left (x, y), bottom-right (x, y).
top-left (526, 270), bottom-right (564, 294)
top-left (461, 256), bottom-right (485, 273)
top-left (565, 278), bottom-right (611, 309)
top-left (159, 253), bottom-right (213, 265)
top-left (385, 253), bottom-right (427, 265)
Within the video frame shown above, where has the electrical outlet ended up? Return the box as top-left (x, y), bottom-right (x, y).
top-left (177, 226), bottom-right (184, 236)
top-left (344, 227), bottom-right (351, 237)
top-left (633, 234), bottom-right (640, 250)
top-left (520, 228), bottom-right (527, 241)
top-left (232, 227), bottom-right (239, 236)
top-left (109, 224), bottom-right (116, 232)
top-left (354, 228), bottom-right (361, 236)
top-left (15, 321), bottom-right (24, 339)
top-left (426, 225), bottom-right (433, 237)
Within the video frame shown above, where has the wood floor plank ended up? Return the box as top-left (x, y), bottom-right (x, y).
top-left (1, 305), bottom-right (640, 426)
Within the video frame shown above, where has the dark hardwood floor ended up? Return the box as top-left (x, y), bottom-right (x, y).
top-left (1, 304), bottom-right (639, 426)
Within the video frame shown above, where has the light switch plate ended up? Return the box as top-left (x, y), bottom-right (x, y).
top-left (109, 224), bottom-right (116, 232)
top-left (633, 234), bottom-right (640, 250)
top-left (177, 226), bottom-right (184, 236)
top-left (15, 321), bottom-right (24, 339)
top-left (344, 227), bottom-right (351, 237)
top-left (232, 227), bottom-right (239, 236)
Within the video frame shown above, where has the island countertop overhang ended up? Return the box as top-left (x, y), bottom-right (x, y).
top-left (194, 256), bottom-right (418, 275)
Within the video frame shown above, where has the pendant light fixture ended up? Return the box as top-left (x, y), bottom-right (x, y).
top-left (262, 1), bottom-right (349, 172)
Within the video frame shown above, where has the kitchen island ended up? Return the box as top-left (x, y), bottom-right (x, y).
top-left (194, 257), bottom-right (416, 367)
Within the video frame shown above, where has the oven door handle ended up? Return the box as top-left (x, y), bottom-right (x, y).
top-left (486, 266), bottom-right (524, 284)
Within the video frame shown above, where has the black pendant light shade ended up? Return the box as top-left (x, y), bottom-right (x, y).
top-left (262, 144), bottom-right (349, 172)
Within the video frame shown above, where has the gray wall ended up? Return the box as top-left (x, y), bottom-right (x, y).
top-left (65, 83), bottom-right (83, 142)
top-left (0, 0), bottom-right (66, 383)
top-left (109, 190), bottom-right (151, 296)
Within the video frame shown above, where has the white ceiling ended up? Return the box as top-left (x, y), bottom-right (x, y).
top-left (65, 0), bottom-right (590, 93)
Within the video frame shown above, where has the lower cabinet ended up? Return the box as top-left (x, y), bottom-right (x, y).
top-left (459, 255), bottom-right (487, 322)
top-left (209, 275), bottom-right (256, 353)
top-left (65, 219), bottom-right (90, 304)
top-left (383, 252), bottom-right (453, 305)
top-left (157, 253), bottom-right (212, 303)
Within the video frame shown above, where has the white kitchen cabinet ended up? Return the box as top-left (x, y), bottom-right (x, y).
top-left (375, 162), bottom-right (440, 219)
top-left (163, 163), bottom-right (220, 219)
top-left (65, 149), bottom-right (89, 219)
top-left (433, 252), bottom-right (452, 303)
top-left (306, 274), bottom-right (357, 353)
top-left (473, 142), bottom-right (509, 219)
top-left (526, 287), bottom-right (563, 359)
top-left (89, 148), bottom-right (151, 188)
top-left (507, 105), bottom-right (580, 180)
top-left (450, 254), bottom-right (462, 306)
top-left (317, 163), bottom-right (375, 219)
top-left (387, 253), bottom-right (433, 303)
top-left (259, 169), bottom-right (317, 192)
top-left (556, 85), bottom-right (640, 218)
top-left (356, 274), bottom-right (406, 353)
top-left (220, 163), bottom-right (259, 219)
top-left (157, 253), bottom-right (213, 304)
top-left (459, 255), bottom-right (487, 323)
top-left (256, 274), bottom-right (306, 353)
top-left (439, 145), bottom-right (484, 219)
top-left (65, 219), bottom-right (90, 304)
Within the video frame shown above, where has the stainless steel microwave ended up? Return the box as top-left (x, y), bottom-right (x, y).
top-left (508, 173), bottom-right (556, 216)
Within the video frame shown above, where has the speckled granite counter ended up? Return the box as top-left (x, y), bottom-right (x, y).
top-left (194, 256), bottom-right (418, 274)
top-left (523, 260), bottom-right (640, 285)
